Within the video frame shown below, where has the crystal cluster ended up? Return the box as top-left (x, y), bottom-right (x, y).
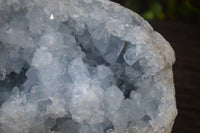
top-left (0, 0), bottom-right (177, 133)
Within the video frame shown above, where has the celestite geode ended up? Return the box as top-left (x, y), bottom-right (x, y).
top-left (0, 0), bottom-right (177, 133)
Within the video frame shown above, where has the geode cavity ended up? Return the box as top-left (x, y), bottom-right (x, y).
top-left (0, 0), bottom-right (177, 133)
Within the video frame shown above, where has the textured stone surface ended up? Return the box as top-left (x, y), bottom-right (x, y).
top-left (0, 0), bottom-right (177, 133)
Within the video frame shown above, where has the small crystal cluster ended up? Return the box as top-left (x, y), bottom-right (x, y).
top-left (0, 0), bottom-right (177, 133)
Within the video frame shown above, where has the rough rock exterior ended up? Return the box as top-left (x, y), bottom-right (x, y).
top-left (0, 0), bottom-right (177, 133)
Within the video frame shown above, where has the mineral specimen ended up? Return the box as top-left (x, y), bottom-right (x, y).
top-left (0, 0), bottom-right (177, 133)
